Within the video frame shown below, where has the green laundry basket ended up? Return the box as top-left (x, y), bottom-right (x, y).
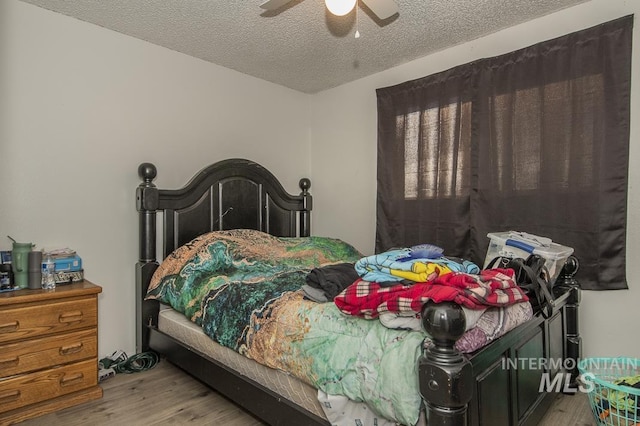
top-left (578, 357), bottom-right (640, 426)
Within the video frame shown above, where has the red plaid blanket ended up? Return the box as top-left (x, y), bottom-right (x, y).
top-left (334, 268), bottom-right (529, 319)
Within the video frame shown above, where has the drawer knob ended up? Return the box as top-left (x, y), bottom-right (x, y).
top-left (0, 321), bottom-right (19, 334)
top-left (59, 342), bottom-right (84, 355)
top-left (59, 311), bottom-right (83, 323)
top-left (60, 372), bottom-right (84, 386)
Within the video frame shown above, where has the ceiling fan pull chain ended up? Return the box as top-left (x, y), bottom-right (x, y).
top-left (355, 0), bottom-right (361, 38)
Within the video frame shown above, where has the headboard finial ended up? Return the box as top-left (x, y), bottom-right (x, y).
top-left (299, 178), bottom-right (311, 193)
top-left (138, 163), bottom-right (157, 185)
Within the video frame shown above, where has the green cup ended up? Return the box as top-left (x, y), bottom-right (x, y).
top-left (12, 242), bottom-right (33, 289)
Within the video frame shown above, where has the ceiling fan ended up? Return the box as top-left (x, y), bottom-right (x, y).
top-left (260, 0), bottom-right (399, 20)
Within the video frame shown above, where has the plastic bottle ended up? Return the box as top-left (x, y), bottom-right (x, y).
top-left (42, 254), bottom-right (56, 290)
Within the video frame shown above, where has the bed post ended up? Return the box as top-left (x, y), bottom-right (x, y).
top-left (555, 255), bottom-right (581, 385)
top-left (135, 162), bottom-right (160, 353)
top-left (419, 301), bottom-right (473, 426)
top-left (299, 178), bottom-right (312, 237)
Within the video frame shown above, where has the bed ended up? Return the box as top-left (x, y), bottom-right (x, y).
top-left (135, 158), bottom-right (582, 426)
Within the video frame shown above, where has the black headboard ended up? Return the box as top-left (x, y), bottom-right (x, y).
top-left (135, 158), bottom-right (312, 352)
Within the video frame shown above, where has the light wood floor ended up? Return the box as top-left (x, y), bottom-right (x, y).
top-left (17, 359), bottom-right (595, 425)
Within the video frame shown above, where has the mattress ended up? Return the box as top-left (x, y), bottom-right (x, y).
top-left (157, 304), bottom-right (326, 419)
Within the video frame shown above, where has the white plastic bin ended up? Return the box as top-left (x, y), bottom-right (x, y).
top-left (483, 231), bottom-right (574, 284)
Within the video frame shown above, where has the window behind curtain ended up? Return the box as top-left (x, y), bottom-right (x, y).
top-left (376, 15), bottom-right (633, 290)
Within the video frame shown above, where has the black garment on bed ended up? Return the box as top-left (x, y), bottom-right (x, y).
top-left (304, 263), bottom-right (360, 301)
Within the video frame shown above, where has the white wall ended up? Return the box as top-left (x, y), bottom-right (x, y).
top-left (1, 0), bottom-right (312, 357)
top-left (310, 0), bottom-right (640, 358)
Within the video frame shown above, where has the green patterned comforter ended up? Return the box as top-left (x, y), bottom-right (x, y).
top-left (146, 229), bottom-right (426, 425)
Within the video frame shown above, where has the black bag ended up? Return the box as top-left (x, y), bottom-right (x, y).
top-left (487, 254), bottom-right (555, 318)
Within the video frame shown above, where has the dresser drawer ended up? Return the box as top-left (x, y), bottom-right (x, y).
top-left (0, 297), bottom-right (97, 344)
top-left (0, 358), bottom-right (97, 414)
top-left (0, 329), bottom-right (97, 377)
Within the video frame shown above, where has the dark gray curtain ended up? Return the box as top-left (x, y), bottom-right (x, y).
top-left (376, 15), bottom-right (633, 290)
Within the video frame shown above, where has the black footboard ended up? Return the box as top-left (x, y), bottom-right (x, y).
top-left (419, 258), bottom-right (581, 426)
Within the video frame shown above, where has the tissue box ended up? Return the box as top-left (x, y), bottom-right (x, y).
top-left (483, 231), bottom-right (574, 284)
top-left (50, 255), bottom-right (83, 272)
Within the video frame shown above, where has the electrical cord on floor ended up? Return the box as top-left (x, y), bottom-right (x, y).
top-left (98, 350), bottom-right (159, 382)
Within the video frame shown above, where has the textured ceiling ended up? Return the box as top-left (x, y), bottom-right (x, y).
top-left (19, 0), bottom-right (588, 94)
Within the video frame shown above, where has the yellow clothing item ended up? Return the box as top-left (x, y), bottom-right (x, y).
top-left (389, 262), bottom-right (453, 282)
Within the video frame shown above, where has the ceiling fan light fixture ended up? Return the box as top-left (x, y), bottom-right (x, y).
top-left (325, 0), bottom-right (357, 16)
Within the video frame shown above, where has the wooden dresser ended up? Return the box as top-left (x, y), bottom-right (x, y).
top-left (0, 281), bottom-right (102, 425)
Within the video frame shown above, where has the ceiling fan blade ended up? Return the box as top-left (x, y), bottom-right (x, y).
top-left (362, 0), bottom-right (398, 20)
top-left (260, 0), bottom-right (294, 10)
